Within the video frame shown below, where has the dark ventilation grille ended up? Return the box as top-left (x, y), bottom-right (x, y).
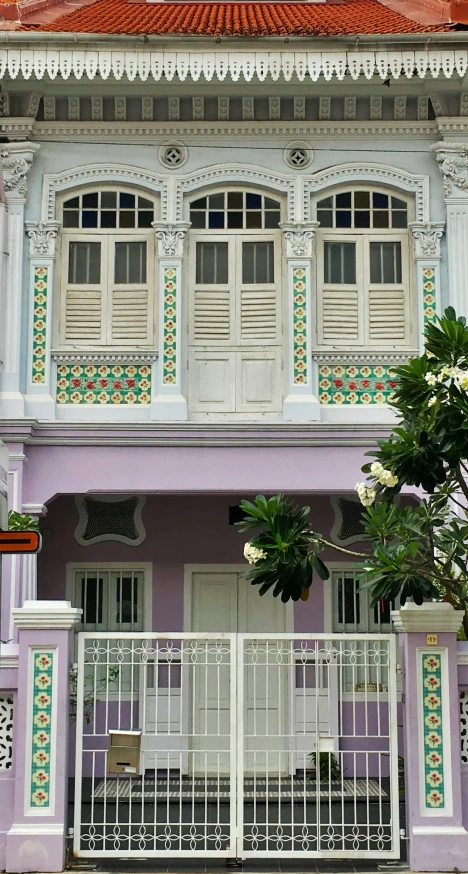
top-left (337, 498), bottom-right (365, 541)
top-left (82, 496), bottom-right (139, 542)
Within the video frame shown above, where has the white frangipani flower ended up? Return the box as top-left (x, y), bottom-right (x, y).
top-left (370, 462), bottom-right (398, 488)
top-left (244, 542), bottom-right (267, 565)
top-left (355, 482), bottom-right (376, 507)
top-left (425, 373), bottom-right (437, 387)
top-left (428, 395), bottom-right (437, 407)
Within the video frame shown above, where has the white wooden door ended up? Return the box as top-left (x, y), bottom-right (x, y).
top-left (191, 570), bottom-right (287, 773)
top-left (188, 236), bottom-right (282, 415)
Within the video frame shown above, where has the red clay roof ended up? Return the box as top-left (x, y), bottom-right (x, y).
top-left (38, 0), bottom-right (451, 35)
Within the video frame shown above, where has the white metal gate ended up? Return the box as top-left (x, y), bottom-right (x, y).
top-left (73, 632), bottom-right (399, 859)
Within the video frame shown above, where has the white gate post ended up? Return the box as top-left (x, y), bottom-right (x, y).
top-left (6, 601), bottom-right (81, 873)
top-left (393, 603), bottom-right (468, 871)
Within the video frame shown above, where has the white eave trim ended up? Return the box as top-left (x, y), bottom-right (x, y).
top-left (0, 47), bottom-right (467, 82)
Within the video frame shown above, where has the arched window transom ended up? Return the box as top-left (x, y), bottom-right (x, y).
top-left (62, 190), bottom-right (155, 230)
top-left (190, 191), bottom-right (281, 230)
top-left (317, 190), bottom-right (408, 230)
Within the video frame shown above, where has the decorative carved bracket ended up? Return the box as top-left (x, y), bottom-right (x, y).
top-left (409, 221), bottom-right (445, 259)
top-left (433, 143), bottom-right (468, 198)
top-left (25, 220), bottom-right (61, 257)
top-left (152, 221), bottom-right (191, 258)
top-left (280, 221), bottom-right (320, 258)
top-left (1, 142), bottom-right (39, 199)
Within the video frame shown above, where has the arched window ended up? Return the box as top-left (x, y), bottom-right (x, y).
top-left (187, 189), bottom-right (283, 416)
top-left (57, 188), bottom-right (157, 349)
top-left (314, 188), bottom-right (414, 350)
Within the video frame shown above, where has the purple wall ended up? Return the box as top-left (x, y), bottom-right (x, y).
top-left (37, 493), bottom-right (340, 631)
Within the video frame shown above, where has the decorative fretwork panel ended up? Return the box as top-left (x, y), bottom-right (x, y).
top-left (460, 689), bottom-right (468, 765)
top-left (0, 696), bottom-right (13, 770)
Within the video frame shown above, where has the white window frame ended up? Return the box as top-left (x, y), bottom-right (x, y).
top-left (66, 561), bottom-right (153, 634)
top-left (314, 186), bottom-right (416, 353)
top-left (55, 187), bottom-right (157, 352)
top-left (323, 562), bottom-right (401, 701)
top-left (74, 494), bottom-right (146, 546)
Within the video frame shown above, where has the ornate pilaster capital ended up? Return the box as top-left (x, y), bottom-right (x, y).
top-left (433, 142), bottom-right (468, 199)
top-left (152, 221), bottom-right (190, 258)
top-left (25, 220), bottom-right (61, 257)
top-left (409, 221), bottom-right (445, 260)
top-left (279, 221), bottom-right (319, 258)
top-left (1, 142), bottom-right (39, 200)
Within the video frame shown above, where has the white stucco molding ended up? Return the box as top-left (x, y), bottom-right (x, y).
top-left (0, 47), bottom-right (467, 84)
top-left (177, 164), bottom-right (296, 222)
top-left (152, 221), bottom-right (190, 258)
top-left (41, 163), bottom-right (166, 223)
top-left (392, 602), bottom-right (463, 633)
top-left (1, 142), bottom-right (39, 200)
top-left (12, 600), bottom-right (82, 630)
top-left (306, 163), bottom-right (429, 223)
top-left (280, 221), bottom-right (319, 259)
top-left (433, 143), bottom-right (468, 199)
top-left (25, 220), bottom-right (61, 258)
top-left (410, 222), bottom-right (445, 259)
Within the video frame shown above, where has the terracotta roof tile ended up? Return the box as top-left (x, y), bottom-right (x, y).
top-left (39, 0), bottom-right (451, 35)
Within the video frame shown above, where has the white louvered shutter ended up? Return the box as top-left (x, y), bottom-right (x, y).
top-left (239, 240), bottom-right (279, 344)
top-left (318, 239), bottom-right (362, 345)
top-left (191, 240), bottom-right (232, 344)
top-left (367, 237), bottom-right (409, 345)
top-left (62, 237), bottom-right (104, 344)
top-left (110, 238), bottom-right (153, 345)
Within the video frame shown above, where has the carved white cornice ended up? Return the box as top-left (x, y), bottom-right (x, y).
top-left (392, 602), bottom-right (463, 633)
top-left (25, 220), bottom-right (61, 258)
top-left (280, 221), bottom-right (319, 258)
top-left (0, 47), bottom-right (466, 84)
top-left (1, 142), bottom-right (40, 200)
top-left (433, 143), bottom-right (468, 199)
top-left (313, 352), bottom-right (414, 363)
top-left (12, 600), bottom-right (82, 630)
top-left (152, 221), bottom-right (190, 258)
top-left (409, 221), bottom-right (445, 259)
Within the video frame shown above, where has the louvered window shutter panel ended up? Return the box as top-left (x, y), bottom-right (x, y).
top-left (240, 241), bottom-right (278, 342)
top-left (319, 241), bottom-right (360, 343)
top-left (111, 240), bottom-right (152, 344)
top-left (64, 239), bottom-right (104, 343)
top-left (367, 240), bottom-right (407, 344)
top-left (192, 241), bottom-right (231, 342)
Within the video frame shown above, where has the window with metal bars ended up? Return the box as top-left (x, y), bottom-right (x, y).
top-left (76, 569), bottom-right (143, 632)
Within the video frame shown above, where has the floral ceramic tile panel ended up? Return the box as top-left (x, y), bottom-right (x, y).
top-left (30, 651), bottom-right (54, 808)
top-left (319, 364), bottom-right (398, 404)
top-left (32, 267), bottom-right (48, 385)
top-left (163, 267), bottom-right (177, 385)
top-left (422, 651), bottom-right (445, 810)
top-left (56, 364), bottom-right (151, 404)
top-left (423, 267), bottom-right (437, 327)
top-left (293, 267), bottom-right (307, 385)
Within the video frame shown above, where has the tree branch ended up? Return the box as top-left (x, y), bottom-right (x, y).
top-left (309, 535), bottom-right (367, 558)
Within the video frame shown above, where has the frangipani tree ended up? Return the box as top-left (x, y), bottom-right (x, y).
top-left (238, 308), bottom-right (468, 638)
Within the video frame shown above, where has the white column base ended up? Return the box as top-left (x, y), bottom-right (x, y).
top-left (283, 394), bottom-right (321, 422)
top-left (150, 394), bottom-right (188, 421)
top-left (0, 392), bottom-right (24, 418)
top-left (24, 394), bottom-right (56, 420)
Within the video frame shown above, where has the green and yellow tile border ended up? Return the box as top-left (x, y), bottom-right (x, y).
top-left (26, 649), bottom-right (56, 812)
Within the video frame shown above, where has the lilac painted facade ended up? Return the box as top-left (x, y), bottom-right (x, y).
top-left (1, 17), bottom-right (468, 873)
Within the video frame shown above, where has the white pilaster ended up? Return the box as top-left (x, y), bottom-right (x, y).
top-left (434, 143), bottom-right (468, 320)
top-left (23, 221), bottom-right (61, 420)
top-left (409, 221), bottom-right (445, 352)
top-left (18, 504), bottom-right (47, 604)
top-left (280, 222), bottom-right (320, 422)
top-left (150, 221), bottom-right (190, 421)
top-left (0, 143), bottom-right (39, 419)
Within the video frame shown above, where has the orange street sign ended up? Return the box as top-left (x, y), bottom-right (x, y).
top-left (0, 531), bottom-right (41, 554)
